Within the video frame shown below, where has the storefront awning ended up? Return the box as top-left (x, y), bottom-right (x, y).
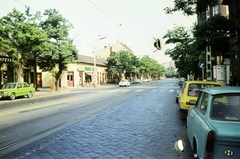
top-left (85, 72), bottom-right (94, 76)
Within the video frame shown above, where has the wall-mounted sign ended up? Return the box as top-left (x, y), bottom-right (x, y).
top-left (85, 67), bottom-right (92, 71)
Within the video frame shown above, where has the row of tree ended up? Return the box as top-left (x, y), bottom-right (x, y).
top-left (107, 51), bottom-right (166, 81)
top-left (162, 0), bottom-right (237, 79)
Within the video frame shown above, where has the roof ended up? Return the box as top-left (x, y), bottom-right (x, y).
top-left (202, 86), bottom-right (240, 95)
top-left (76, 54), bottom-right (107, 66)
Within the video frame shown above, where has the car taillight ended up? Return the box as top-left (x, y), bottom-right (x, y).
top-left (186, 101), bottom-right (193, 105)
top-left (205, 130), bottom-right (214, 158)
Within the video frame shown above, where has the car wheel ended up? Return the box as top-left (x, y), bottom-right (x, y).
top-left (180, 111), bottom-right (186, 120)
top-left (10, 93), bottom-right (16, 100)
top-left (193, 139), bottom-right (199, 159)
top-left (27, 91), bottom-right (33, 98)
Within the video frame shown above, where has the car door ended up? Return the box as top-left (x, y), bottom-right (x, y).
top-left (16, 83), bottom-right (24, 96)
top-left (22, 83), bottom-right (30, 95)
top-left (187, 92), bottom-right (211, 157)
top-left (187, 92), bottom-right (204, 144)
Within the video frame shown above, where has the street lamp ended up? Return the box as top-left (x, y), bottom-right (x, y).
top-left (93, 37), bottom-right (106, 87)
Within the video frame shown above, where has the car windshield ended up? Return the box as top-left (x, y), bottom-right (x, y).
top-left (188, 84), bottom-right (221, 97)
top-left (2, 83), bottom-right (16, 89)
top-left (211, 94), bottom-right (240, 121)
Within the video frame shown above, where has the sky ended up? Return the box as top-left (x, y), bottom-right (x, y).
top-left (0, 0), bottom-right (197, 63)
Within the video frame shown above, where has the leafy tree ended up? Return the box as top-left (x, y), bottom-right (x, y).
top-left (0, 8), bottom-right (48, 82)
top-left (139, 55), bottom-right (165, 79)
top-left (163, 25), bottom-right (201, 78)
top-left (38, 9), bottom-right (78, 91)
top-left (107, 50), bottom-right (138, 80)
top-left (107, 51), bottom-right (164, 81)
top-left (164, 0), bottom-right (219, 15)
top-left (193, 14), bottom-right (235, 60)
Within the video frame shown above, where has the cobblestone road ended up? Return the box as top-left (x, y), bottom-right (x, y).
top-left (3, 81), bottom-right (194, 159)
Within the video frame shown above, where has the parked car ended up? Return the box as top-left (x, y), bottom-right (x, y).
top-left (119, 79), bottom-right (130, 87)
top-left (0, 82), bottom-right (35, 100)
top-left (178, 81), bottom-right (223, 119)
top-left (187, 87), bottom-right (240, 159)
top-left (132, 79), bottom-right (142, 84)
top-left (179, 77), bottom-right (186, 86)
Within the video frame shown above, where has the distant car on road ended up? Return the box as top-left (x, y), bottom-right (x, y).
top-left (187, 87), bottom-right (240, 159)
top-left (132, 79), bottom-right (142, 84)
top-left (0, 82), bottom-right (35, 100)
top-left (119, 79), bottom-right (130, 87)
top-left (178, 81), bottom-right (223, 119)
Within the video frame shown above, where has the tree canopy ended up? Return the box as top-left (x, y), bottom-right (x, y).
top-left (37, 9), bottom-right (78, 90)
top-left (163, 25), bottom-right (200, 78)
top-left (164, 0), bottom-right (219, 15)
top-left (0, 8), bottom-right (78, 90)
top-left (193, 14), bottom-right (235, 58)
top-left (107, 51), bottom-right (165, 81)
top-left (0, 8), bottom-right (48, 81)
top-left (163, 14), bottom-right (235, 78)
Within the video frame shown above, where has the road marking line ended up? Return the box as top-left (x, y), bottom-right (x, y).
top-left (109, 89), bottom-right (119, 92)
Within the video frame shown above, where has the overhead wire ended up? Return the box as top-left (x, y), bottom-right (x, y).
top-left (87, 0), bottom-right (137, 48)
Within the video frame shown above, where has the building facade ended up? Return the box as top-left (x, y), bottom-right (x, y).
top-left (222, 0), bottom-right (240, 86)
top-left (94, 40), bottom-right (133, 60)
top-left (1, 40), bottom-right (131, 88)
top-left (37, 55), bottom-right (108, 88)
top-left (197, 1), bottom-right (229, 83)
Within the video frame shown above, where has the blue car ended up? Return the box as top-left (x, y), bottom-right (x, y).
top-left (187, 87), bottom-right (240, 159)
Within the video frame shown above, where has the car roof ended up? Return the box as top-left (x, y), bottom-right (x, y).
top-left (184, 80), bottom-right (222, 85)
top-left (5, 82), bottom-right (25, 84)
top-left (202, 86), bottom-right (240, 95)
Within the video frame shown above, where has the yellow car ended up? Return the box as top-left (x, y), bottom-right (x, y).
top-left (178, 81), bottom-right (223, 119)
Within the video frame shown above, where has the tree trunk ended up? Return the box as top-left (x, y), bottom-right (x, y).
top-left (15, 66), bottom-right (24, 82)
top-left (54, 79), bottom-right (59, 91)
top-left (54, 69), bottom-right (63, 91)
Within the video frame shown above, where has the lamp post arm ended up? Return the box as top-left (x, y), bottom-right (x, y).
top-left (93, 37), bottom-right (106, 87)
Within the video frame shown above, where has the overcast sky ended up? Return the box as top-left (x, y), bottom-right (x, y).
top-left (1, 0), bottom-right (196, 63)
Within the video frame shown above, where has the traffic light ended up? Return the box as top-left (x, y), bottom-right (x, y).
top-left (154, 38), bottom-right (161, 50)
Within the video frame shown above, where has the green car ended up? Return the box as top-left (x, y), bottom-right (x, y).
top-left (0, 82), bottom-right (35, 100)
